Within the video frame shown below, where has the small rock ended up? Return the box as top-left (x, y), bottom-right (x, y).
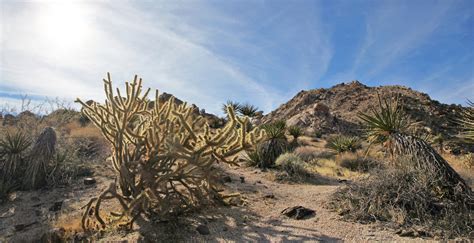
top-left (196, 224), bottom-right (210, 235)
top-left (49, 201), bottom-right (63, 212)
top-left (337, 179), bottom-right (348, 183)
top-left (263, 193), bottom-right (275, 199)
top-left (222, 226), bottom-right (228, 232)
top-left (239, 176), bottom-right (245, 183)
top-left (256, 180), bottom-right (262, 184)
top-left (84, 178), bottom-right (96, 185)
top-left (281, 206), bottom-right (315, 220)
top-left (398, 229), bottom-right (415, 237)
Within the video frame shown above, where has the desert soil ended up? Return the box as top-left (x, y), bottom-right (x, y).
top-left (0, 162), bottom-right (434, 242)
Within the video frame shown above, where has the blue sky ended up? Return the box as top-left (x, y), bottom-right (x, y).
top-left (1, 0), bottom-right (473, 115)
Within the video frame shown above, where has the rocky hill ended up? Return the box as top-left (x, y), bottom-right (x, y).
top-left (262, 81), bottom-right (470, 151)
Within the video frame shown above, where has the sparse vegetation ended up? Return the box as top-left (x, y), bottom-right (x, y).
top-left (330, 156), bottom-right (473, 238)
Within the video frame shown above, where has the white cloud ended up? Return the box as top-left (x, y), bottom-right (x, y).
top-left (2, 1), bottom-right (305, 115)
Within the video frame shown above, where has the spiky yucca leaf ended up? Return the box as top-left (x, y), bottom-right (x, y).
top-left (0, 131), bottom-right (31, 178)
top-left (358, 95), bottom-right (411, 144)
top-left (239, 103), bottom-right (259, 117)
top-left (326, 135), bottom-right (361, 153)
top-left (222, 101), bottom-right (242, 116)
top-left (261, 120), bottom-right (286, 140)
top-left (459, 100), bottom-right (474, 143)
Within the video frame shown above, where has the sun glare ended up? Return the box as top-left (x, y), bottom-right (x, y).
top-left (36, 2), bottom-right (89, 51)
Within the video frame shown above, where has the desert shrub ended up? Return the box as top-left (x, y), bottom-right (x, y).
top-left (73, 137), bottom-right (106, 160)
top-left (294, 146), bottom-right (335, 161)
top-left (258, 120), bottom-right (288, 168)
top-left (313, 130), bottom-right (322, 139)
top-left (461, 153), bottom-right (474, 168)
top-left (275, 152), bottom-right (310, 179)
top-left (76, 73), bottom-right (265, 230)
top-left (244, 147), bottom-right (262, 167)
top-left (78, 114), bottom-right (91, 127)
top-left (330, 157), bottom-right (474, 238)
top-left (336, 153), bottom-right (379, 172)
top-left (325, 135), bottom-right (361, 153)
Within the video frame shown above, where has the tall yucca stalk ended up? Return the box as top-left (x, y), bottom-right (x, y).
top-left (358, 95), bottom-right (472, 195)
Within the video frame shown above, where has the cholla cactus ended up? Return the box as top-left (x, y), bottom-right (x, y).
top-left (76, 73), bottom-right (265, 230)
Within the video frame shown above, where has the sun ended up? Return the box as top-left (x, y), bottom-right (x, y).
top-left (36, 2), bottom-right (90, 51)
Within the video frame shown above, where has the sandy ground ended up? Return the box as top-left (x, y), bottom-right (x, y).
top-left (0, 160), bottom-right (439, 242)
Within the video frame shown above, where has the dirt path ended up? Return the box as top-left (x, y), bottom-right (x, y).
top-left (177, 164), bottom-right (423, 242)
top-left (0, 163), bottom-right (430, 242)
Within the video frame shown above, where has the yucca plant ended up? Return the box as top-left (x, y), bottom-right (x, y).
top-left (288, 126), bottom-right (303, 140)
top-left (358, 95), bottom-right (411, 145)
top-left (222, 100), bottom-right (242, 117)
top-left (238, 103), bottom-right (259, 117)
top-left (459, 100), bottom-right (474, 143)
top-left (358, 94), bottom-right (472, 195)
top-left (0, 131), bottom-right (31, 179)
top-left (326, 135), bottom-right (361, 153)
top-left (258, 120), bottom-right (288, 168)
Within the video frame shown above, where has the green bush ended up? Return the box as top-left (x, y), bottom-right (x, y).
top-left (325, 135), bottom-right (361, 153)
top-left (336, 153), bottom-right (378, 172)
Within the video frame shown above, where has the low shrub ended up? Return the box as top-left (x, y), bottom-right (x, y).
top-left (330, 157), bottom-right (474, 238)
top-left (275, 152), bottom-right (310, 179)
top-left (294, 146), bottom-right (335, 161)
top-left (336, 153), bottom-right (379, 172)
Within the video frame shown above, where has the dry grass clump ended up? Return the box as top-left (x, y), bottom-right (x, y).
top-left (275, 152), bottom-right (311, 180)
top-left (330, 156), bottom-right (474, 239)
top-left (335, 153), bottom-right (380, 172)
top-left (294, 146), bottom-right (335, 161)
